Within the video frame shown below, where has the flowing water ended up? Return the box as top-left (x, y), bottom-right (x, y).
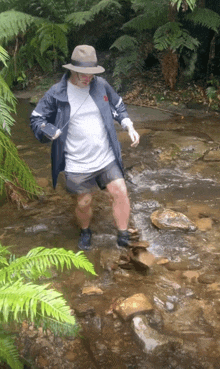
top-left (1, 99), bottom-right (220, 368)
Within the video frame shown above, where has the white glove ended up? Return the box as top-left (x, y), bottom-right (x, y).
top-left (128, 126), bottom-right (140, 147)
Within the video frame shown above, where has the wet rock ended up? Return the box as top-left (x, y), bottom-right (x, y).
top-left (147, 309), bottom-right (164, 330)
top-left (195, 217), bottom-right (213, 231)
top-left (82, 286), bottom-right (103, 295)
top-left (25, 223), bottom-right (49, 233)
top-left (203, 149), bottom-right (220, 161)
top-left (114, 293), bottom-right (153, 321)
top-left (64, 351), bottom-right (77, 362)
top-left (131, 315), bottom-right (182, 354)
top-left (165, 261), bottom-right (192, 271)
top-left (182, 270), bottom-right (200, 282)
top-left (130, 240), bottom-right (150, 249)
top-left (36, 178), bottom-right (49, 187)
top-left (100, 249), bottom-right (121, 271)
top-left (165, 302), bottom-right (175, 312)
top-left (73, 303), bottom-right (95, 317)
top-left (37, 356), bottom-right (49, 368)
top-left (151, 209), bottom-right (197, 231)
top-left (130, 249), bottom-right (155, 269)
top-left (198, 273), bottom-right (217, 284)
top-left (156, 258), bottom-right (169, 265)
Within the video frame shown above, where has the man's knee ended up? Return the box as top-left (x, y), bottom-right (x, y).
top-left (77, 193), bottom-right (92, 211)
top-left (107, 179), bottom-right (128, 199)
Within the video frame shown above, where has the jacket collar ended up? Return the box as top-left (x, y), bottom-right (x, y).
top-left (52, 73), bottom-right (97, 102)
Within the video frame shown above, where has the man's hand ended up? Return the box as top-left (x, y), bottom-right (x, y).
top-left (128, 126), bottom-right (140, 147)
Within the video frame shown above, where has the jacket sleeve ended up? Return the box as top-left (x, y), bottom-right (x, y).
top-left (30, 88), bottom-right (57, 143)
top-left (103, 79), bottom-right (129, 125)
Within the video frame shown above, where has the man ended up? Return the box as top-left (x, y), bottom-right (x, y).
top-left (30, 45), bottom-right (140, 250)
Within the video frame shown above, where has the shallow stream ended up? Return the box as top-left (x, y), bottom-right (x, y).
top-left (1, 99), bottom-right (220, 368)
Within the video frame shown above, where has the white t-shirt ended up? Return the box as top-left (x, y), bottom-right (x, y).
top-left (65, 81), bottom-right (115, 173)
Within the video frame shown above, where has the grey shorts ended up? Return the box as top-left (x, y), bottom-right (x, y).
top-left (65, 160), bottom-right (123, 194)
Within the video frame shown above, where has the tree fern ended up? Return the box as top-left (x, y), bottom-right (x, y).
top-left (0, 10), bottom-right (35, 44)
top-left (36, 22), bottom-right (69, 56)
top-left (0, 242), bottom-right (97, 367)
top-left (66, 0), bottom-right (121, 26)
top-left (186, 8), bottom-right (220, 33)
top-left (0, 129), bottom-right (41, 197)
top-left (110, 35), bottom-right (138, 52)
top-left (171, 0), bottom-right (196, 11)
top-left (154, 22), bottom-right (199, 52)
top-left (0, 247), bottom-right (96, 283)
top-left (0, 333), bottom-right (23, 369)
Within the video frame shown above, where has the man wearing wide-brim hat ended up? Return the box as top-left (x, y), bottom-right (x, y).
top-left (30, 45), bottom-right (140, 250)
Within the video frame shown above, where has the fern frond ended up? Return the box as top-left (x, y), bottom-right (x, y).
top-left (0, 45), bottom-right (9, 67)
top-left (0, 130), bottom-right (41, 197)
top-left (66, 11), bottom-right (94, 26)
top-left (36, 22), bottom-right (69, 56)
top-left (171, 0), bottom-right (196, 11)
top-left (186, 8), bottom-right (220, 33)
top-left (0, 280), bottom-right (76, 324)
top-left (0, 334), bottom-right (23, 369)
top-left (0, 247), bottom-right (97, 284)
top-left (0, 10), bottom-right (35, 44)
top-left (110, 35), bottom-right (138, 51)
top-left (91, 0), bottom-right (121, 15)
top-left (154, 22), bottom-right (199, 52)
top-left (0, 97), bottom-right (15, 134)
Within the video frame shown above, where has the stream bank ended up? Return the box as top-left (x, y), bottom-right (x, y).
top-left (1, 98), bottom-right (220, 368)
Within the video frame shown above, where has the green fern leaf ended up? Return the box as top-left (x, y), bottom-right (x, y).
top-left (37, 22), bottom-right (69, 56)
top-left (66, 11), bottom-right (94, 26)
top-left (0, 334), bottom-right (23, 369)
top-left (0, 10), bottom-right (35, 43)
top-left (154, 22), bottom-right (199, 52)
top-left (186, 8), bottom-right (220, 33)
top-left (171, 0), bottom-right (196, 11)
top-left (0, 280), bottom-right (76, 324)
top-left (0, 130), bottom-right (41, 197)
top-left (0, 247), bottom-right (96, 284)
top-left (91, 0), bottom-right (121, 15)
top-left (110, 35), bottom-right (138, 51)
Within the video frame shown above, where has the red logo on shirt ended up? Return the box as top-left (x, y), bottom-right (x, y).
top-left (104, 95), bottom-right (108, 101)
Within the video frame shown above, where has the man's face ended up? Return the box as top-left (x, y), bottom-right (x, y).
top-left (70, 71), bottom-right (94, 88)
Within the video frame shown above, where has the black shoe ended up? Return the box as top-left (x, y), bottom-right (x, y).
top-left (78, 228), bottom-right (92, 250)
top-left (117, 230), bottom-right (130, 248)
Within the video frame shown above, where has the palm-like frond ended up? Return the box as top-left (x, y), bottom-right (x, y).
top-left (0, 280), bottom-right (76, 324)
top-left (0, 10), bottom-right (35, 44)
top-left (154, 22), bottom-right (199, 52)
top-left (110, 35), bottom-right (138, 52)
top-left (0, 97), bottom-right (15, 134)
top-left (0, 129), bottom-right (41, 197)
top-left (171, 0), bottom-right (196, 11)
top-left (66, 10), bottom-right (94, 26)
top-left (0, 334), bottom-right (23, 369)
top-left (36, 22), bottom-right (69, 56)
top-left (186, 8), bottom-right (220, 33)
top-left (0, 247), bottom-right (97, 284)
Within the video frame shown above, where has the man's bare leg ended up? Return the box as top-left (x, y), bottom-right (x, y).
top-left (106, 178), bottom-right (130, 231)
top-left (75, 193), bottom-right (93, 229)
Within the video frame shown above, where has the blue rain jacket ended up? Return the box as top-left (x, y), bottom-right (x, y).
top-left (30, 73), bottom-right (129, 188)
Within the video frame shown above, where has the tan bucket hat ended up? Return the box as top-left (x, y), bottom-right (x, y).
top-left (62, 45), bottom-right (105, 74)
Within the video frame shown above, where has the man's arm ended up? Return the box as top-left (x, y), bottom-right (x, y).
top-left (30, 89), bottom-right (57, 143)
top-left (104, 80), bottom-right (140, 147)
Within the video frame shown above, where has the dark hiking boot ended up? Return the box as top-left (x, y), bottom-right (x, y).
top-left (78, 228), bottom-right (92, 250)
top-left (117, 230), bottom-right (130, 248)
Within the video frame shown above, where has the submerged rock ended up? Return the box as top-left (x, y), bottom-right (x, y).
top-left (114, 293), bottom-right (153, 321)
top-left (131, 315), bottom-right (182, 354)
top-left (150, 209), bottom-right (197, 231)
top-left (25, 224), bottom-right (49, 233)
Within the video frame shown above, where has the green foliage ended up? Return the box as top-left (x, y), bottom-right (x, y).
top-left (154, 22), bottom-right (200, 52)
top-left (0, 129), bottom-right (41, 198)
top-left (186, 8), bottom-right (220, 33)
top-left (0, 242), bottom-right (97, 368)
top-left (66, 0), bottom-right (121, 26)
top-left (0, 10), bottom-right (35, 44)
top-left (171, 0), bottom-right (196, 11)
top-left (110, 35), bottom-right (138, 52)
top-left (0, 333), bottom-right (23, 369)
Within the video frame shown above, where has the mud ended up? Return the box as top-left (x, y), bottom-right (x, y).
top-left (1, 100), bottom-right (220, 368)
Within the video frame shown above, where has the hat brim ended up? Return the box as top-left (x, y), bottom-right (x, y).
top-left (62, 63), bottom-right (105, 74)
